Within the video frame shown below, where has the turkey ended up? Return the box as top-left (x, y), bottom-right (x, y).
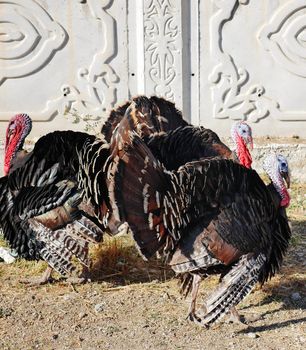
top-left (142, 123), bottom-right (253, 319)
top-left (1, 117), bottom-right (108, 284)
top-left (107, 131), bottom-right (291, 327)
top-left (145, 121), bottom-right (253, 171)
top-left (105, 96), bottom-right (254, 291)
top-left (104, 95), bottom-right (253, 169)
top-left (1, 97), bottom-right (186, 283)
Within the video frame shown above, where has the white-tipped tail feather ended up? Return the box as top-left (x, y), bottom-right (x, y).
top-left (195, 253), bottom-right (266, 326)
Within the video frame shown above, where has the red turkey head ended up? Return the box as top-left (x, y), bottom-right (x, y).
top-left (4, 113), bottom-right (32, 175)
top-left (263, 153), bottom-right (290, 208)
top-left (231, 121), bottom-right (253, 169)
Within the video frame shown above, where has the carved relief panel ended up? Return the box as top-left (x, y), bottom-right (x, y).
top-left (0, 0), bottom-right (127, 138)
top-left (199, 0), bottom-right (306, 136)
top-left (1, 0), bottom-right (305, 139)
top-left (127, 0), bottom-right (193, 118)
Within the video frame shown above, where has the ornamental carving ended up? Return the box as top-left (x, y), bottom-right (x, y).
top-left (144, 0), bottom-right (179, 99)
top-left (209, 0), bottom-right (306, 122)
top-left (209, 0), bottom-right (280, 123)
top-left (258, 0), bottom-right (306, 77)
top-left (0, 0), bottom-right (119, 122)
top-left (47, 0), bottom-right (119, 121)
top-left (0, 0), bottom-right (67, 86)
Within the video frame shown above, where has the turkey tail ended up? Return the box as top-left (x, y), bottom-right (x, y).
top-left (101, 100), bottom-right (131, 142)
top-left (108, 132), bottom-right (171, 259)
top-left (195, 253), bottom-right (266, 327)
top-left (149, 95), bottom-right (188, 131)
top-left (122, 96), bottom-right (162, 137)
top-left (102, 96), bottom-right (188, 143)
top-left (109, 98), bottom-right (162, 161)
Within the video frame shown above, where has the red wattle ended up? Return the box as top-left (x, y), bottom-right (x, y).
top-left (236, 136), bottom-right (252, 169)
top-left (280, 189), bottom-right (290, 208)
top-left (4, 124), bottom-right (23, 175)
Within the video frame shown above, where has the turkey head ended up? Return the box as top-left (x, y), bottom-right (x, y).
top-left (231, 121), bottom-right (253, 169)
top-left (263, 153), bottom-right (290, 208)
top-left (4, 113), bottom-right (32, 175)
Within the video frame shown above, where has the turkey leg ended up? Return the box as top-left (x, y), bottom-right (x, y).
top-left (187, 274), bottom-right (202, 321)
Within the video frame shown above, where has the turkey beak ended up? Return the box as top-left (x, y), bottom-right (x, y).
top-left (281, 171), bottom-right (290, 189)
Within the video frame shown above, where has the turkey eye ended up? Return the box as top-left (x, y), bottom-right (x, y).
top-left (281, 162), bottom-right (286, 167)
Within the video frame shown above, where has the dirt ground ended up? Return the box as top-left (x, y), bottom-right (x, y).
top-left (0, 184), bottom-right (305, 350)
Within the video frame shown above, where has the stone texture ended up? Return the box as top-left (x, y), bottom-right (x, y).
top-left (252, 143), bottom-right (306, 183)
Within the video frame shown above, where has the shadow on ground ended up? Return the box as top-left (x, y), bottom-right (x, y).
top-left (89, 235), bottom-right (174, 285)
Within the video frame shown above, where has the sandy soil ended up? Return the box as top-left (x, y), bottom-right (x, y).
top-left (0, 186), bottom-right (305, 350)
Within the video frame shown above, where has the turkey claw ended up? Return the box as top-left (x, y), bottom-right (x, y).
top-left (186, 312), bottom-right (202, 324)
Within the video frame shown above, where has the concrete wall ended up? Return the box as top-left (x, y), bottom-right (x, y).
top-left (1, 0), bottom-right (306, 141)
top-left (225, 137), bottom-right (306, 183)
top-left (0, 1), bottom-right (305, 182)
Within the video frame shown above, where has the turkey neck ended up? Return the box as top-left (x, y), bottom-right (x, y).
top-left (269, 170), bottom-right (290, 208)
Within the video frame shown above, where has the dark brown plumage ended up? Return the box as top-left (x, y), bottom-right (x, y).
top-left (145, 125), bottom-right (235, 171)
top-left (108, 132), bottom-right (291, 326)
top-left (102, 95), bottom-right (188, 143)
top-left (105, 96), bottom-right (254, 321)
top-left (103, 95), bottom-right (255, 322)
top-left (98, 95), bottom-right (189, 227)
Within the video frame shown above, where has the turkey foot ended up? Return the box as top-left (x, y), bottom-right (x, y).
top-left (65, 266), bottom-right (91, 284)
top-left (227, 307), bottom-right (246, 325)
top-left (20, 266), bottom-right (54, 286)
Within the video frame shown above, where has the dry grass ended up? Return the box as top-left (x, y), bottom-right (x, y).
top-left (90, 234), bottom-right (173, 285)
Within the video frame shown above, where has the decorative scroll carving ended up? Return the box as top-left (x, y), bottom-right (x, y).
top-left (258, 0), bottom-right (306, 77)
top-left (0, 0), bottom-right (119, 122)
top-left (209, 0), bottom-right (280, 123)
top-left (49, 0), bottom-right (119, 121)
top-left (43, 58), bottom-right (118, 121)
top-left (209, 0), bottom-right (306, 122)
top-left (0, 0), bottom-right (67, 86)
top-left (144, 0), bottom-right (179, 99)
